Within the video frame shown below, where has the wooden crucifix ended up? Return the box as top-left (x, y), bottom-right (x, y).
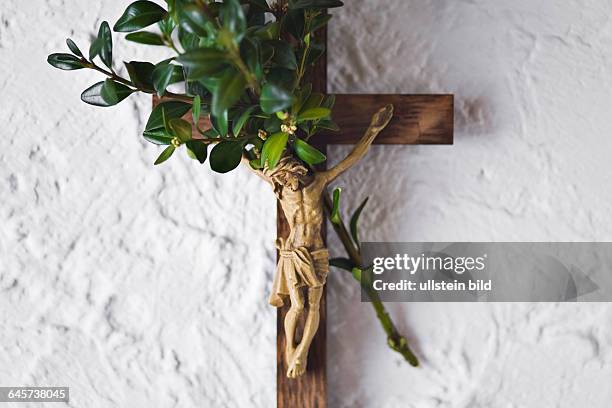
top-left (153, 13), bottom-right (452, 408)
top-left (273, 17), bottom-right (453, 408)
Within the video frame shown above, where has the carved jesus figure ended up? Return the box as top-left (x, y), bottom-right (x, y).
top-left (246, 105), bottom-right (394, 378)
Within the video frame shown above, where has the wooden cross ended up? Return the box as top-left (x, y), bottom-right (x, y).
top-left (274, 22), bottom-right (453, 408)
top-left (154, 12), bottom-right (453, 408)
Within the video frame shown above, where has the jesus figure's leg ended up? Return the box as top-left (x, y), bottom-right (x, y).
top-left (287, 286), bottom-right (323, 378)
top-left (285, 283), bottom-right (304, 367)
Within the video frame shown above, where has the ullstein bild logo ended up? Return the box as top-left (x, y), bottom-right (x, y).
top-left (360, 243), bottom-right (611, 302)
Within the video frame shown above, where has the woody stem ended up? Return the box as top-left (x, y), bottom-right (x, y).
top-left (323, 191), bottom-right (419, 367)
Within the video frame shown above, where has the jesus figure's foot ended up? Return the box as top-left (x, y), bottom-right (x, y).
top-left (286, 349), bottom-right (308, 378)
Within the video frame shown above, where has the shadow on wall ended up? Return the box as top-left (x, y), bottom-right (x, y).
top-left (329, 0), bottom-right (501, 138)
top-left (454, 97), bottom-right (492, 138)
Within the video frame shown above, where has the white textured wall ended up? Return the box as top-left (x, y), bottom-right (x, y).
top-left (2, 0), bottom-right (612, 407)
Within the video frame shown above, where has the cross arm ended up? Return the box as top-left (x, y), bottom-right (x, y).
top-left (310, 94), bottom-right (454, 146)
top-left (154, 93), bottom-right (453, 147)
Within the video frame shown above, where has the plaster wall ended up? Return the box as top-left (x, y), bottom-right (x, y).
top-left (1, 0), bottom-right (612, 407)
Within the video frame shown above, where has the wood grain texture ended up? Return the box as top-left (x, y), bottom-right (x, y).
top-left (153, 94), bottom-right (453, 146)
top-left (311, 94), bottom-right (454, 145)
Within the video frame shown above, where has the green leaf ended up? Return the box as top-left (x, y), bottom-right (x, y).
top-left (211, 110), bottom-right (229, 137)
top-left (202, 128), bottom-right (220, 138)
top-left (99, 22), bottom-right (113, 69)
top-left (198, 76), bottom-right (220, 95)
top-left (264, 115), bottom-right (281, 133)
top-left (100, 79), bottom-right (134, 105)
top-left (329, 257), bottom-right (353, 272)
top-left (331, 187), bottom-right (341, 224)
top-left (322, 94), bottom-right (335, 109)
top-left (351, 267), bottom-right (362, 282)
top-left (232, 106), bottom-right (255, 137)
top-left (260, 83), bottom-right (293, 114)
top-left (248, 136), bottom-right (263, 151)
top-left (298, 107), bottom-right (330, 121)
top-left (176, 48), bottom-right (227, 80)
top-left (178, 4), bottom-right (211, 37)
top-left (283, 9), bottom-right (304, 40)
top-left (261, 132), bottom-right (289, 169)
top-left (212, 70), bottom-right (246, 117)
top-left (80, 80), bottom-right (134, 107)
top-left (261, 41), bottom-right (275, 64)
top-left (266, 67), bottom-right (294, 89)
top-left (125, 61), bottom-right (155, 89)
top-left (168, 118), bottom-right (192, 142)
top-left (185, 79), bottom-right (211, 101)
top-left (89, 40), bottom-right (101, 61)
top-left (152, 62), bottom-right (175, 96)
top-left (186, 140), bottom-right (208, 163)
top-left (114, 0), bottom-right (167, 32)
top-left (350, 197), bottom-right (369, 247)
top-left (317, 119), bottom-right (340, 131)
top-left (192, 95), bottom-right (202, 124)
top-left (161, 105), bottom-right (170, 133)
top-left (47, 53), bottom-right (85, 70)
top-left (178, 27), bottom-right (200, 51)
top-left (269, 40), bottom-right (297, 70)
top-left (254, 21), bottom-right (280, 40)
top-left (125, 31), bottom-right (165, 45)
top-left (293, 138), bottom-right (326, 165)
top-left (291, 84), bottom-right (312, 113)
top-left (289, 0), bottom-right (344, 9)
top-left (158, 16), bottom-right (176, 36)
top-left (145, 101), bottom-right (191, 131)
top-left (209, 140), bottom-right (245, 173)
top-left (241, 38), bottom-right (262, 80)
top-left (222, 0), bottom-right (246, 40)
top-left (247, 5), bottom-right (265, 25)
top-left (154, 145), bottom-right (175, 165)
top-left (66, 38), bottom-right (83, 57)
top-left (305, 42), bottom-right (324, 65)
top-left (248, 0), bottom-right (271, 11)
top-left (89, 22), bottom-right (113, 69)
top-left (143, 128), bottom-right (173, 145)
top-left (247, 3), bottom-right (266, 27)
top-left (169, 65), bottom-right (185, 83)
top-left (301, 92), bottom-right (323, 112)
top-left (309, 13), bottom-right (332, 33)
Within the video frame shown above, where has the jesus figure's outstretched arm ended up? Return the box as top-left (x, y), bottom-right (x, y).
top-left (316, 104), bottom-right (394, 186)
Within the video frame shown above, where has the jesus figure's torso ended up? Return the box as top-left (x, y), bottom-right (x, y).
top-left (278, 180), bottom-right (325, 251)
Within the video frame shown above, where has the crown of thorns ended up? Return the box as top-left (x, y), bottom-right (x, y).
top-left (263, 156), bottom-right (309, 181)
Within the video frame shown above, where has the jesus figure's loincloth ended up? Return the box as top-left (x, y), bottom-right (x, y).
top-left (269, 241), bottom-right (330, 308)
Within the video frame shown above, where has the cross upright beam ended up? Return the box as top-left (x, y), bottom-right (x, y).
top-left (275, 23), bottom-right (453, 408)
top-left (275, 19), bottom-right (329, 408)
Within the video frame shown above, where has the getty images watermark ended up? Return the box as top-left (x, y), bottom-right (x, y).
top-left (359, 243), bottom-right (612, 302)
